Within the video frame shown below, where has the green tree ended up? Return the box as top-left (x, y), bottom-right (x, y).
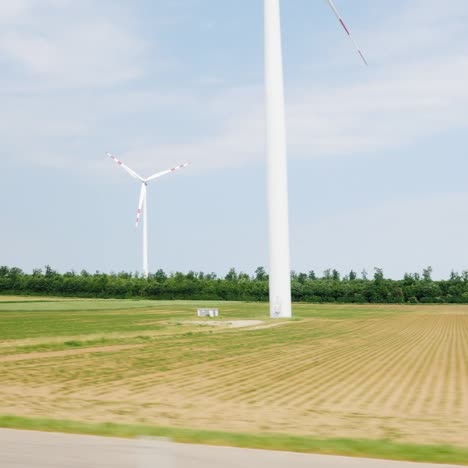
top-left (255, 267), bottom-right (268, 281)
top-left (154, 269), bottom-right (167, 281)
top-left (297, 272), bottom-right (307, 284)
top-left (225, 268), bottom-right (238, 281)
top-left (374, 268), bottom-right (384, 282)
top-left (422, 266), bottom-right (433, 282)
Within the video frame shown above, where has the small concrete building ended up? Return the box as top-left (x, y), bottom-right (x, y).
top-left (197, 308), bottom-right (219, 318)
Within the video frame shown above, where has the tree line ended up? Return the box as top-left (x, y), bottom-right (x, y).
top-left (2, 265), bottom-right (468, 303)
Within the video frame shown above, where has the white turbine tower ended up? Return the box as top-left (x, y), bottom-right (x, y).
top-left (264, 0), bottom-right (367, 318)
top-left (107, 152), bottom-right (190, 278)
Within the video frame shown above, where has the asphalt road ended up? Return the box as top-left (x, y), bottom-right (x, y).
top-left (0, 428), bottom-right (460, 468)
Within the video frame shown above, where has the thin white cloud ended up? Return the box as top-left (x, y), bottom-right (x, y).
top-left (110, 0), bottom-right (468, 172)
top-left (2, 0), bottom-right (468, 173)
top-left (288, 57), bottom-right (468, 158)
top-left (283, 0), bottom-right (468, 158)
top-left (0, 1), bottom-right (146, 88)
top-left (292, 192), bottom-right (468, 279)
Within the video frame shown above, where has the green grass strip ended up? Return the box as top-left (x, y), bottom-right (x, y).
top-left (0, 415), bottom-right (467, 465)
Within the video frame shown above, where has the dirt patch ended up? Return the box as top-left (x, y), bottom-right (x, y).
top-left (0, 344), bottom-right (145, 363)
top-left (182, 320), bottom-right (264, 328)
top-left (0, 331), bottom-right (169, 349)
top-left (247, 321), bottom-right (296, 331)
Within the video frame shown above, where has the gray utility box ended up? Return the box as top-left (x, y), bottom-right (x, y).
top-left (197, 308), bottom-right (219, 318)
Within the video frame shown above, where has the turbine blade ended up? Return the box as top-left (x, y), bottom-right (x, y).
top-left (107, 152), bottom-right (144, 181)
top-left (136, 184), bottom-right (146, 228)
top-left (145, 162), bottom-right (190, 182)
top-left (325, 0), bottom-right (368, 66)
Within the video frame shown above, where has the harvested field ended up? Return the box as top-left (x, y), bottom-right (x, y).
top-left (0, 297), bottom-right (466, 448)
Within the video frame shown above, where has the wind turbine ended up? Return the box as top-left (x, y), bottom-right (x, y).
top-left (107, 152), bottom-right (190, 278)
top-left (264, 0), bottom-right (367, 318)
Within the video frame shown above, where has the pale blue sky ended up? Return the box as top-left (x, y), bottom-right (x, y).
top-left (1, 0), bottom-right (468, 279)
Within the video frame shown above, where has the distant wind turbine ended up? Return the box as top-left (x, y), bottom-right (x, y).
top-left (107, 152), bottom-right (190, 278)
top-left (264, 0), bottom-right (367, 318)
